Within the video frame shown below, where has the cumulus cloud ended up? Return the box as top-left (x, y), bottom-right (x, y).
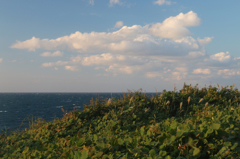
top-left (11, 11), bottom-right (203, 57)
top-left (0, 58), bottom-right (2, 63)
top-left (210, 51), bottom-right (231, 63)
top-left (65, 66), bottom-right (79, 71)
top-left (197, 37), bottom-right (213, 46)
top-left (13, 11), bottom-right (240, 82)
top-left (79, 53), bottom-right (147, 66)
top-left (153, 0), bottom-right (172, 5)
top-left (89, 0), bottom-right (94, 5)
top-left (114, 21), bottom-right (123, 28)
top-left (40, 51), bottom-right (64, 57)
top-left (105, 64), bottom-right (141, 74)
top-left (149, 11), bottom-right (200, 40)
top-left (109, 0), bottom-right (121, 6)
top-left (145, 72), bottom-right (162, 78)
top-left (193, 68), bottom-right (211, 74)
top-left (11, 37), bottom-right (40, 51)
top-left (42, 61), bottom-right (69, 67)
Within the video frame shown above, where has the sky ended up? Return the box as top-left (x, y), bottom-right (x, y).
top-left (1, 0), bottom-right (240, 93)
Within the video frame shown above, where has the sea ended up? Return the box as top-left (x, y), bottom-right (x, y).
top-left (0, 92), bottom-right (160, 136)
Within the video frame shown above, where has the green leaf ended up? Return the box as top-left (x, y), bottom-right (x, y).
top-left (212, 123), bottom-right (221, 130)
top-left (230, 124), bottom-right (234, 129)
top-left (170, 121), bottom-right (178, 130)
top-left (94, 151), bottom-right (103, 158)
top-left (177, 130), bottom-right (183, 137)
top-left (132, 113), bottom-right (137, 119)
top-left (165, 155), bottom-right (171, 159)
top-left (147, 130), bottom-right (151, 136)
top-left (140, 126), bottom-right (145, 136)
top-left (159, 150), bottom-right (167, 156)
top-left (81, 149), bottom-right (88, 159)
top-left (208, 143), bottom-right (215, 149)
top-left (149, 149), bottom-right (156, 157)
top-left (206, 128), bottom-right (213, 135)
top-left (78, 138), bottom-right (84, 146)
top-left (159, 144), bottom-right (166, 150)
top-left (170, 136), bottom-right (176, 143)
top-left (193, 148), bottom-right (200, 156)
top-left (93, 134), bottom-right (98, 142)
top-left (187, 137), bottom-right (193, 146)
top-left (223, 141), bottom-right (231, 147)
top-left (118, 138), bottom-right (124, 145)
top-left (218, 146), bottom-right (227, 154)
top-left (73, 151), bottom-right (81, 159)
top-left (127, 137), bottom-right (133, 143)
top-left (234, 127), bottom-right (239, 131)
top-left (230, 142), bottom-right (238, 150)
top-left (132, 138), bottom-right (137, 148)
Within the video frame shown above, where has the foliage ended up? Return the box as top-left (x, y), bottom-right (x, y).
top-left (0, 83), bottom-right (240, 158)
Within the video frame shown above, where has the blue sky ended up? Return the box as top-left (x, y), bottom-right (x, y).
top-left (1, 0), bottom-right (240, 92)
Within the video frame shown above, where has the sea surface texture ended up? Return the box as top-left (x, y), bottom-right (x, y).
top-left (0, 93), bottom-right (158, 136)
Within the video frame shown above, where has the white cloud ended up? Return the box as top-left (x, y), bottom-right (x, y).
top-left (40, 51), bottom-right (64, 57)
top-left (65, 66), bottom-right (79, 71)
top-left (192, 68), bottom-right (211, 74)
top-left (149, 11), bottom-right (201, 40)
top-left (217, 69), bottom-right (236, 76)
top-left (197, 37), bottom-right (214, 46)
top-left (210, 51), bottom-right (231, 63)
top-left (42, 61), bottom-right (69, 67)
top-left (10, 11), bottom-right (204, 57)
top-left (154, 0), bottom-right (172, 5)
top-left (81, 53), bottom-right (121, 66)
top-left (11, 37), bottom-right (40, 51)
top-left (145, 72), bottom-right (162, 78)
top-left (114, 21), bottom-right (123, 28)
top-left (13, 11), bottom-right (240, 82)
top-left (0, 58), bottom-right (2, 63)
top-left (89, 0), bottom-right (94, 5)
top-left (109, 0), bottom-right (121, 6)
top-left (187, 51), bottom-right (205, 58)
top-left (105, 64), bottom-right (142, 74)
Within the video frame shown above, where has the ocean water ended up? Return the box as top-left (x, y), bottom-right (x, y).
top-left (0, 92), bottom-right (159, 136)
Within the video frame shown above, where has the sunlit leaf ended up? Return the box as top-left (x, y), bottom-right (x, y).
top-left (230, 142), bottom-right (238, 150)
top-left (193, 148), bottom-right (200, 156)
top-left (140, 126), bottom-right (145, 136)
top-left (149, 149), bottom-right (156, 157)
top-left (165, 155), bottom-right (171, 159)
top-left (118, 138), bottom-right (124, 145)
top-left (73, 151), bottom-right (81, 159)
top-left (212, 123), bottom-right (221, 130)
top-left (81, 150), bottom-right (88, 159)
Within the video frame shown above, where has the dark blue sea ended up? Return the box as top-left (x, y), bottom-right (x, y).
top-left (0, 92), bottom-right (160, 136)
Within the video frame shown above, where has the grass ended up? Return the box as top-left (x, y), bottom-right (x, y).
top-left (0, 82), bottom-right (240, 158)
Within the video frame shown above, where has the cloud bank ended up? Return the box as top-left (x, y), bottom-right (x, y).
top-left (11, 11), bottom-right (240, 84)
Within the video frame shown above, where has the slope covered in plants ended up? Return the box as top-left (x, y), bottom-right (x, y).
top-left (0, 83), bottom-right (240, 158)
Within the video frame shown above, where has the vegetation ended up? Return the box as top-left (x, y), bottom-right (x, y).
top-left (0, 83), bottom-right (240, 158)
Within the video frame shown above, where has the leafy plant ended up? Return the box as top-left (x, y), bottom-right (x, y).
top-left (0, 83), bottom-right (240, 158)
